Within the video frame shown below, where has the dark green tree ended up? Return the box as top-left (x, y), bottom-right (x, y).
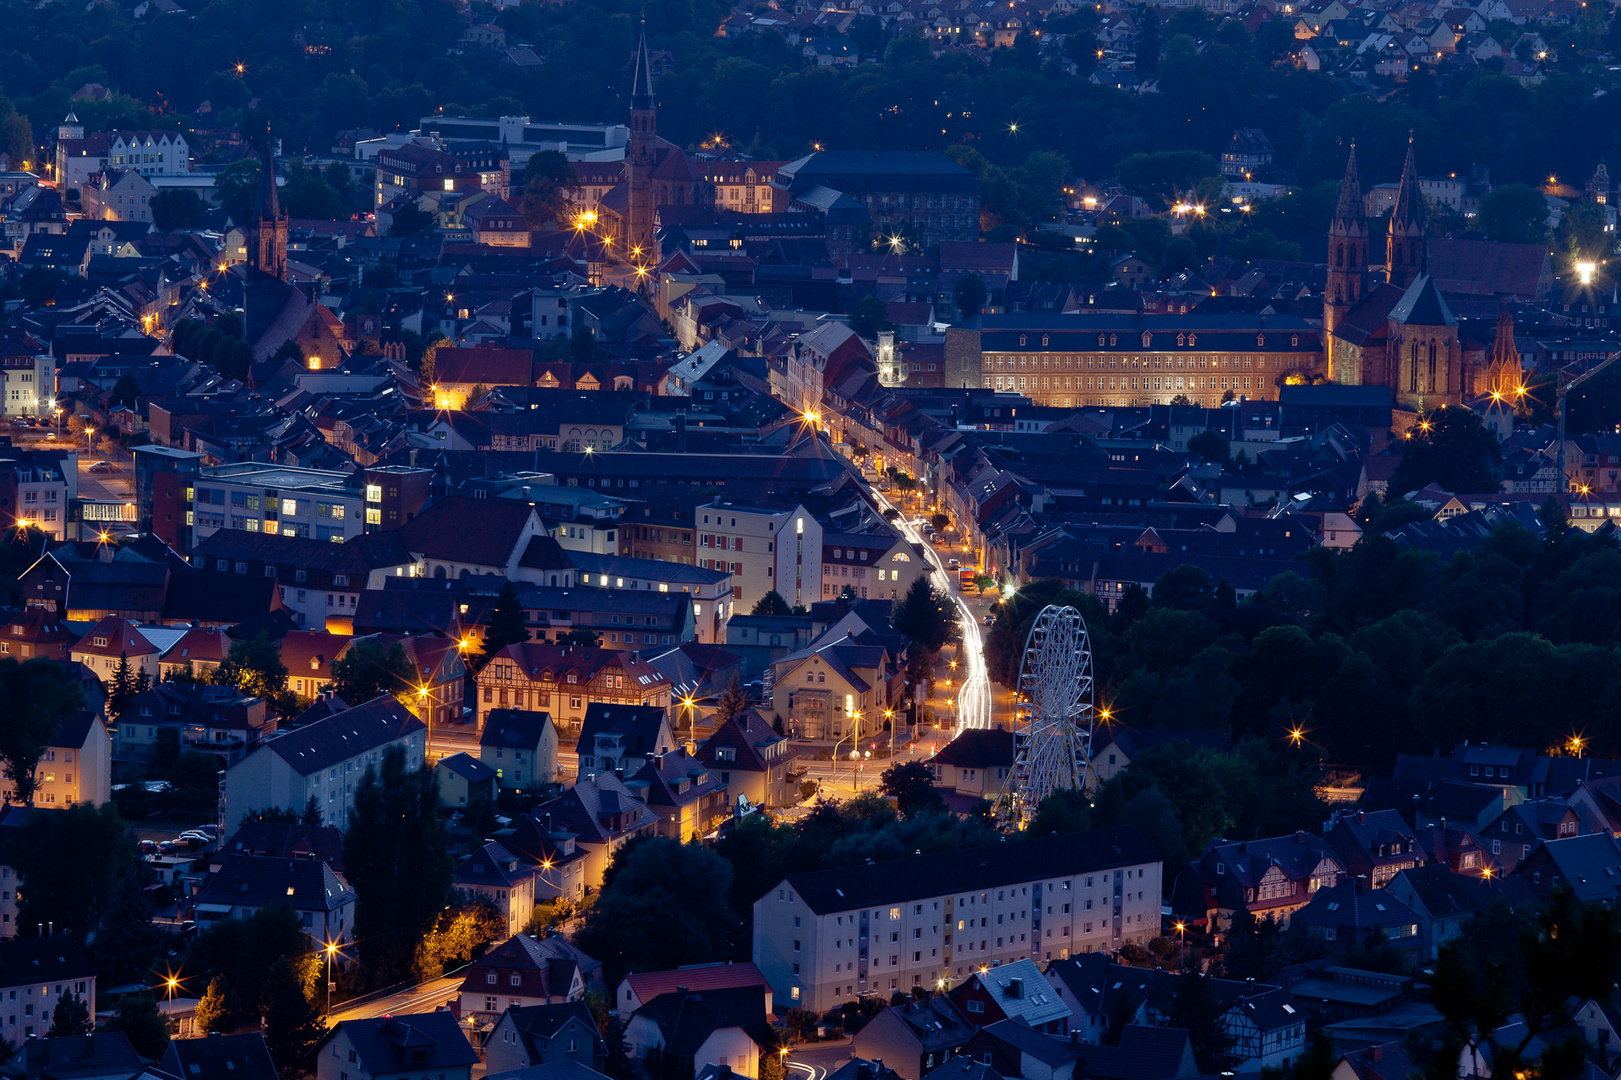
top-left (261, 956), bottom-right (326, 1077)
top-left (1135, 5), bottom-right (1162, 73)
top-left (389, 202), bottom-right (437, 238)
top-left (1475, 184), bottom-right (1550, 245)
top-left (849, 295), bottom-right (895, 340)
top-left (519, 150), bottom-right (580, 228)
top-left (151, 189), bottom-right (205, 232)
top-left (751, 590), bottom-right (794, 617)
top-left (215, 633), bottom-right (290, 703)
top-left (953, 273), bottom-right (988, 320)
top-left (575, 837), bottom-right (737, 981)
top-left (104, 994), bottom-right (169, 1059)
top-left (109, 372), bottom-right (142, 408)
top-left (213, 158), bottom-right (260, 224)
top-left (1388, 408), bottom-right (1503, 497)
top-left (343, 746), bottom-right (454, 984)
top-left (12, 801), bottom-right (136, 939)
top-left (879, 761), bottom-right (945, 818)
top-left (191, 904), bottom-right (311, 1025)
top-left (557, 628), bottom-right (603, 647)
top-left (479, 581), bottom-right (531, 668)
top-left (893, 577), bottom-right (959, 653)
top-left (93, 876), bottom-right (165, 986)
top-left (0, 657), bottom-right (84, 803)
top-left (329, 638), bottom-right (414, 704)
top-left (46, 991), bottom-right (91, 1037)
top-left (1186, 428), bottom-right (1230, 464)
top-left (712, 676), bottom-right (752, 727)
top-left (1158, 972), bottom-right (1237, 1073)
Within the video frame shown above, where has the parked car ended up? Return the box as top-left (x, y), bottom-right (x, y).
top-left (88, 460), bottom-right (114, 473)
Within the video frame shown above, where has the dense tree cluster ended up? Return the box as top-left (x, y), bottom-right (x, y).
top-left (987, 515), bottom-right (1621, 786)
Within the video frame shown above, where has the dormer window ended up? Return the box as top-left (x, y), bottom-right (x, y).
top-left (93, 636), bottom-right (108, 647)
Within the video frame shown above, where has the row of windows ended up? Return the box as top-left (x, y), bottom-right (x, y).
top-left (989, 352), bottom-right (1288, 372)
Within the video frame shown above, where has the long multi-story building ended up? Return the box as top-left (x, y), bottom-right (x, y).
top-left (696, 498), bottom-right (823, 613)
top-left (187, 463), bottom-right (430, 545)
top-left (772, 152), bottom-right (981, 247)
top-left (475, 642), bottom-right (672, 740)
top-left (221, 695), bottom-right (426, 828)
top-left (754, 826), bottom-right (1162, 1013)
top-left (942, 315), bottom-right (1323, 409)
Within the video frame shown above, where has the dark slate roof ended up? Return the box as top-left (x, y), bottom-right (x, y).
top-left (1077, 1025), bottom-right (1194, 1080)
top-left (780, 826), bottom-right (1159, 916)
top-left (502, 1001), bottom-right (605, 1059)
top-left (12, 1032), bottom-right (142, 1078)
top-left (218, 822), bottom-right (345, 873)
top-left (929, 728), bottom-right (1014, 769)
top-left (976, 1019), bottom-right (1081, 1066)
top-left (1389, 864), bottom-right (1533, 919)
top-left (160, 570), bottom-right (281, 624)
top-left (488, 1064), bottom-right (611, 1080)
top-left (632, 987), bottom-right (772, 1058)
top-left (160, 1033), bottom-right (279, 1080)
top-left (455, 842), bottom-right (534, 889)
top-left (397, 495), bottom-right (536, 567)
top-left (0, 934), bottom-right (95, 987)
top-left (970, 313), bottom-right (1320, 354)
top-left (330, 1013), bottom-right (479, 1074)
top-left (1292, 879), bottom-right (1419, 932)
top-left (576, 703), bottom-right (669, 758)
top-left (439, 751), bottom-right (498, 783)
top-left (481, 709), bottom-right (555, 750)
top-left (194, 854), bottom-right (353, 912)
top-left (923, 1059), bottom-right (1008, 1080)
top-left (1387, 273), bottom-right (1456, 327)
top-left (257, 694), bottom-right (424, 776)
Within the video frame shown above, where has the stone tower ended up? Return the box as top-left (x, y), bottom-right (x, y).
top-left (1387, 140), bottom-right (1427, 290)
top-left (625, 28), bottom-right (657, 265)
top-left (57, 112), bottom-right (83, 141)
top-left (244, 116), bottom-right (287, 283)
top-left (1483, 304), bottom-right (1521, 400)
top-left (1324, 146), bottom-right (1368, 352)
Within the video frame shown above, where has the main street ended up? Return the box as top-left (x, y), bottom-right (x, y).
top-left (328, 973), bottom-right (464, 1024)
top-left (866, 484), bottom-right (994, 732)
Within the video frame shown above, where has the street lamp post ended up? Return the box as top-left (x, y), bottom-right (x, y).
top-left (324, 940), bottom-right (340, 1015)
top-left (1174, 921), bottom-right (1187, 969)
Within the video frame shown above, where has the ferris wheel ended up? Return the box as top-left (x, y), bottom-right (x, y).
top-left (1001, 604), bottom-right (1096, 828)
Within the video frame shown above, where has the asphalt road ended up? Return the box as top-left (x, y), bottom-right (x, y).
top-left (328, 974), bottom-right (465, 1024)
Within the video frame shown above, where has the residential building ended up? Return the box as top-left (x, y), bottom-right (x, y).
top-left (959, 1020), bottom-right (1080, 1080)
top-left (1480, 799), bottom-right (1583, 872)
top-left (436, 753), bottom-right (498, 809)
top-left (628, 750), bottom-right (728, 841)
top-left (770, 633), bottom-right (903, 740)
top-left (476, 644), bottom-right (672, 739)
top-left (575, 704), bottom-right (676, 780)
top-left (494, 814), bottom-right (591, 904)
top-left (563, 552), bottom-right (732, 644)
top-left (189, 529), bottom-right (415, 631)
top-left (316, 1014), bottom-right (478, 1080)
top-left (948, 959), bottom-right (1072, 1035)
top-left (192, 854), bottom-right (355, 946)
top-left (190, 463), bottom-right (371, 544)
top-left (0, 455), bottom-right (70, 541)
top-left (397, 495), bottom-right (545, 578)
top-left (484, 1002), bottom-right (607, 1075)
top-left (1323, 810), bottom-right (1424, 887)
top-left (615, 963), bottom-right (771, 1017)
top-left (455, 935), bottom-right (601, 1025)
top-left (279, 630), bottom-right (346, 699)
top-left (0, 713), bottom-right (111, 807)
top-left (158, 626), bottom-right (233, 681)
top-left (455, 842), bottom-right (537, 939)
top-left (1, 1033), bottom-right (141, 1078)
top-left (821, 530), bottom-right (925, 603)
top-left (0, 350), bottom-right (56, 422)
top-left (81, 168), bottom-right (157, 222)
top-left (480, 710), bottom-right (560, 791)
top-left (221, 695), bottom-right (426, 827)
top-left (851, 996), bottom-right (976, 1080)
top-left (20, 540), bottom-right (173, 622)
top-left (0, 935), bottom-right (96, 1045)
top-left (1385, 865), bottom-right (1536, 962)
top-left (159, 1034), bottom-right (279, 1080)
top-left (1174, 833), bottom-right (1345, 937)
top-left (1515, 833), bottom-right (1621, 905)
top-left (106, 130), bottom-right (190, 175)
top-left (0, 609), bottom-right (75, 662)
top-left (71, 614), bottom-right (161, 684)
top-left (625, 987), bottom-right (771, 1080)
top-left (213, 822), bottom-right (346, 878)
top-left (695, 499), bottom-right (824, 614)
top-left (116, 684), bottom-right (268, 763)
top-left (1290, 878), bottom-right (1423, 970)
top-left (695, 709), bottom-right (791, 810)
top-left (531, 772), bottom-right (658, 893)
top-left (928, 729), bottom-right (1014, 807)
top-left (753, 826), bottom-right (1162, 1012)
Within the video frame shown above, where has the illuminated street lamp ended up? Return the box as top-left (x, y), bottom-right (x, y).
top-left (323, 940), bottom-right (341, 1015)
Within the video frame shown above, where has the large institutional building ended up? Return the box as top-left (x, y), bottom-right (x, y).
top-left (753, 827), bottom-right (1162, 1013)
top-left (943, 314), bottom-right (1323, 408)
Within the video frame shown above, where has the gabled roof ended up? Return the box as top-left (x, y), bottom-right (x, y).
top-left (397, 495), bottom-right (539, 568)
top-left (328, 1014), bottom-right (478, 1074)
top-left (961, 958), bottom-right (1071, 1028)
top-left (632, 987), bottom-right (771, 1058)
top-left (1387, 273), bottom-right (1456, 327)
top-left (0, 934), bottom-right (95, 988)
top-left (928, 728), bottom-right (1014, 769)
top-left (72, 614), bottom-right (158, 658)
top-left (160, 1033), bottom-right (279, 1080)
top-left (193, 854), bottom-right (353, 912)
top-left (439, 751), bottom-right (498, 784)
top-left (12, 1032), bottom-right (143, 1078)
top-left (253, 694), bottom-right (424, 776)
top-left (623, 962), bottom-right (767, 1005)
top-left (481, 708), bottom-right (556, 751)
top-left (1292, 878), bottom-right (1419, 931)
top-left (576, 703), bottom-right (672, 758)
top-left (218, 822), bottom-right (346, 873)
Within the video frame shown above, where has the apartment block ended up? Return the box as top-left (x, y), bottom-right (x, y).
top-left (753, 827), bottom-right (1162, 1013)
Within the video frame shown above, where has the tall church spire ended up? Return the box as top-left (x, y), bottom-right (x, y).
top-left (630, 25), bottom-right (654, 112)
top-left (1324, 144), bottom-right (1369, 356)
top-left (1332, 145), bottom-right (1364, 229)
top-left (1387, 137), bottom-right (1427, 289)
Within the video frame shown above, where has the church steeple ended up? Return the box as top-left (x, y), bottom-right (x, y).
top-left (1324, 145), bottom-right (1368, 355)
top-left (244, 113), bottom-right (286, 283)
top-left (625, 23), bottom-right (658, 268)
top-left (1387, 138), bottom-right (1427, 289)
